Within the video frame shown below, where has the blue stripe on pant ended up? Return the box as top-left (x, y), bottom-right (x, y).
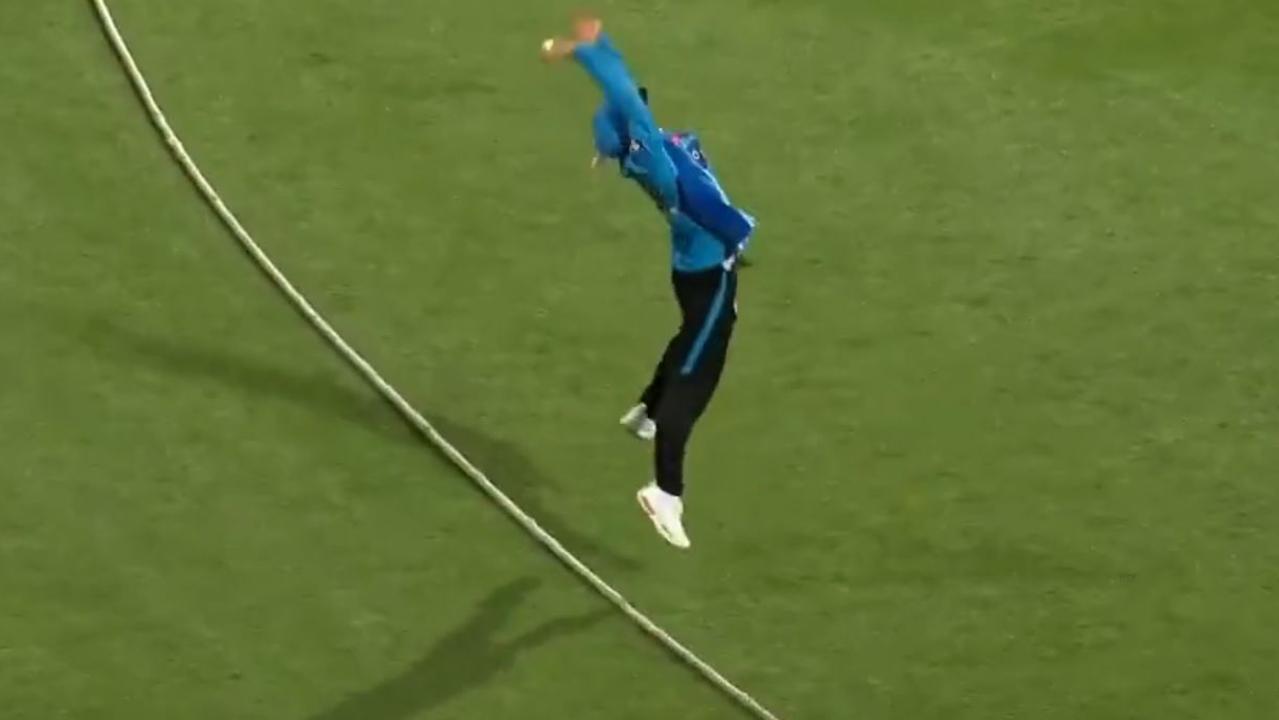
top-left (680, 270), bottom-right (730, 376)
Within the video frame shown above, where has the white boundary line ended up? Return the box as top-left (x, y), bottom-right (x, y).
top-left (88, 2), bottom-right (783, 718)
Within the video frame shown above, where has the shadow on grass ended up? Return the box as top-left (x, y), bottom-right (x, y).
top-left (76, 316), bottom-right (642, 572)
top-left (425, 414), bottom-right (644, 573)
top-left (309, 578), bottom-right (612, 720)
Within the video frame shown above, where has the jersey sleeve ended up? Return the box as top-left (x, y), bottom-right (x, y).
top-left (574, 35), bottom-right (679, 211)
top-left (572, 35), bottom-right (659, 137)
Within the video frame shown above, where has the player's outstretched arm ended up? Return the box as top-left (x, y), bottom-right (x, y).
top-left (541, 15), bottom-right (679, 211)
top-left (540, 16), bottom-right (656, 137)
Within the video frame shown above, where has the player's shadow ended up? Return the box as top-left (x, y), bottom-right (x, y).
top-left (424, 414), bottom-right (644, 573)
top-left (308, 577), bottom-right (612, 720)
top-left (75, 316), bottom-right (642, 572)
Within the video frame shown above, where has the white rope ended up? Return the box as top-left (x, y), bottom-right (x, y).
top-left (88, 2), bottom-right (783, 718)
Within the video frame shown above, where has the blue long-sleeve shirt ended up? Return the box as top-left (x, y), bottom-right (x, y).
top-left (573, 36), bottom-right (755, 273)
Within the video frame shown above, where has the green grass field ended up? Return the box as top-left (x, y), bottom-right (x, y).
top-left (4, 1), bottom-right (1279, 718)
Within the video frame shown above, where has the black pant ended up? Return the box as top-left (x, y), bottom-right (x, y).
top-left (639, 266), bottom-right (738, 497)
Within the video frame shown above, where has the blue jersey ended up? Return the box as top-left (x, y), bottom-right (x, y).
top-left (573, 36), bottom-right (755, 273)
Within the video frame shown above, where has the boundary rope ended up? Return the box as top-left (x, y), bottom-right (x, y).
top-left (87, 2), bottom-right (783, 718)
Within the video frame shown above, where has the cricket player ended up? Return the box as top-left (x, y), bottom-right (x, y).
top-left (543, 16), bottom-right (756, 549)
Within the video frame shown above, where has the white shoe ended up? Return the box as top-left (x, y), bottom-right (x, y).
top-left (619, 403), bottom-right (657, 441)
top-left (636, 483), bottom-right (691, 549)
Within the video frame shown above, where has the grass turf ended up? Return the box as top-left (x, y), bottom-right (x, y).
top-left (3, 0), bottom-right (1279, 718)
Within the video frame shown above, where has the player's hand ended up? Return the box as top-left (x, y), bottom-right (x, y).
top-left (572, 14), bottom-right (603, 43)
top-left (540, 37), bottom-right (577, 62)
top-left (542, 14), bottom-right (602, 62)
